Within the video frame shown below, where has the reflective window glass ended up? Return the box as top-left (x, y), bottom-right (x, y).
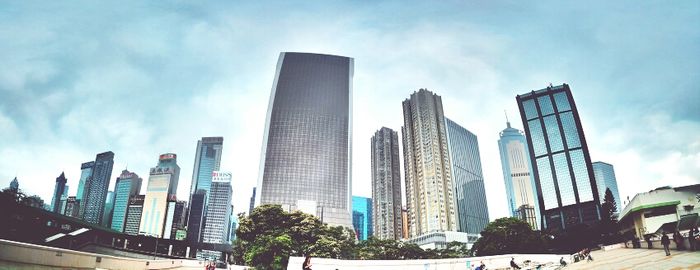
top-left (544, 115), bottom-right (563, 152)
top-left (537, 156), bottom-right (558, 210)
top-left (553, 92), bottom-right (571, 112)
top-left (538, 96), bottom-right (555, 116)
top-left (560, 112), bottom-right (581, 149)
top-left (528, 119), bottom-right (546, 156)
top-left (570, 150), bottom-right (593, 202)
top-left (523, 99), bottom-right (538, 120)
top-left (553, 153), bottom-right (575, 206)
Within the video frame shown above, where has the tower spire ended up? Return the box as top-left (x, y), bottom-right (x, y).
top-left (505, 110), bottom-right (511, 128)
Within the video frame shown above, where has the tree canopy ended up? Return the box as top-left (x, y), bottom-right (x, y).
top-left (469, 217), bottom-right (549, 256)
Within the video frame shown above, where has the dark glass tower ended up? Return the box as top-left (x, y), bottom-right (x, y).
top-left (82, 151), bottom-right (115, 224)
top-left (257, 52), bottom-right (353, 227)
top-left (51, 172), bottom-right (68, 213)
top-left (516, 84), bottom-right (600, 231)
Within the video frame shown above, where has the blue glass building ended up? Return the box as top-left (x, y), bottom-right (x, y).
top-left (187, 137), bottom-right (223, 243)
top-left (516, 84), bottom-right (601, 231)
top-left (76, 161), bottom-right (94, 218)
top-left (445, 118), bottom-right (490, 234)
top-left (498, 121), bottom-right (541, 229)
top-left (111, 170), bottom-right (142, 232)
top-left (352, 196), bottom-right (373, 240)
top-left (592, 162), bottom-right (621, 215)
top-left (82, 151), bottom-right (115, 225)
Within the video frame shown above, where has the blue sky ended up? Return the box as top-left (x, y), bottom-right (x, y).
top-left (1, 1), bottom-right (698, 219)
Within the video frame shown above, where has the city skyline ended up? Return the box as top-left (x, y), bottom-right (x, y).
top-left (1, 1), bottom-right (698, 223)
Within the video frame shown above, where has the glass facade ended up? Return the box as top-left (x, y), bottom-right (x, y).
top-left (187, 137), bottom-right (223, 244)
top-left (111, 170), bottom-right (142, 232)
top-left (592, 162), bottom-right (622, 215)
top-left (371, 127), bottom-right (403, 240)
top-left (76, 161), bottom-right (94, 218)
top-left (498, 121), bottom-right (540, 230)
top-left (352, 196), bottom-right (373, 241)
top-left (258, 52), bottom-right (353, 227)
top-left (51, 172), bottom-right (67, 213)
top-left (445, 118), bottom-right (490, 234)
top-left (82, 152), bottom-right (115, 225)
top-left (101, 191), bottom-right (115, 228)
top-left (516, 84), bottom-right (600, 231)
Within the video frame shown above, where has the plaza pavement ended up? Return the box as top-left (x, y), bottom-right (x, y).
top-left (564, 248), bottom-right (700, 270)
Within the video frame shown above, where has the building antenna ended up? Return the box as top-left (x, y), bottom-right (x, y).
top-left (504, 110), bottom-right (511, 128)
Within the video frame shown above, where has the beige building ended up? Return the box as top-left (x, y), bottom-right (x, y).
top-left (371, 127), bottom-right (403, 240)
top-left (139, 154), bottom-right (180, 238)
top-left (402, 89), bottom-right (457, 237)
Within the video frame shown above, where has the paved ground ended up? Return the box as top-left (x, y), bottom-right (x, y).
top-left (564, 248), bottom-right (700, 270)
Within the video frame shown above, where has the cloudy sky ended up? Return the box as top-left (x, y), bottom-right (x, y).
top-left (1, 1), bottom-right (698, 220)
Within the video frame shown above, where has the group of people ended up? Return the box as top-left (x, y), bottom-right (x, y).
top-left (661, 227), bottom-right (700, 256)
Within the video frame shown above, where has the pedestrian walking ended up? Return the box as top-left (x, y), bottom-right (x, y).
top-left (674, 230), bottom-right (685, 251)
top-left (662, 233), bottom-right (671, 256)
top-left (689, 226), bottom-right (698, 251)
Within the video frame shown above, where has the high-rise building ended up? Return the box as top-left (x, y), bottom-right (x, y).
top-left (257, 52), bottom-right (353, 227)
top-left (445, 118), bottom-right (490, 234)
top-left (248, 187), bottom-right (256, 215)
top-left (140, 153), bottom-right (180, 238)
top-left (187, 137), bottom-right (223, 244)
top-left (170, 201), bottom-right (187, 239)
top-left (370, 127), bottom-right (403, 240)
top-left (124, 195), bottom-right (145, 236)
top-left (51, 172), bottom-right (68, 213)
top-left (516, 83), bottom-right (601, 231)
top-left (82, 152), bottom-right (115, 224)
top-left (498, 120), bottom-right (540, 229)
top-left (9, 177), bottom-right (19, 191)
top-left (402, 89), bottom-right (457, 237)
top-left (111, 170), bottom-right (142, 232)
top-left (101, 191), bottom-right (115, 228)
top-left (58, 185), bottom-right (69, 215)
top-left (592, 162), bottom-right (621, 215)
top-left (352, 196), bottom-right (373, 240)
top-left (64, 196), bottom-right (79, 217)
top-left (199, 171), bottom-right (233, 261)
top-left (76, 161), bottom-right (94, 218)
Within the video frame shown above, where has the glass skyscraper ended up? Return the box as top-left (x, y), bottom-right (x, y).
top-left (352, 196), bottom-right (373, 241)
top-left (51, 172), bottom-right (67, 213)
top-left (445, 118), bottom-right (490, 235)
top-left (76, 161), bottom-right (94, 219)
top-left (371, 127), bottom-right (403, 240)
top-left (402, 89), bottom-right (457, 237)
top-left (516, 84), bottom-right (601, 231)
top-left (111, 170), bottom-right (142, 232)
top-left (187, 137), bottom-right (223, 243)
top-left (498, 121), bottom-right (541, 229)
top-left (199, 171), bottom-right (233, 261)
top-left (101, 191), bottom-right (115, 228)
top-left (82, 151), bottom-right (115, 225)
top-left (257, 52), bottom-right (353, 227)
top-left (592, 162), bottom-right (621, 215)
top-left (140, 153), bottom-right (180, 238)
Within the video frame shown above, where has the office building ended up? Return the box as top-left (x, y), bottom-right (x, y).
top-left (592, 162), bottom-right (622, 215)
top-left (199, 171), bottom-right (233, 260)
top-left (58, 185), bottom-right (69, 215)
top-left (140, 153), bottom-right (181, 238)
top-left (124, 195), bottom-right (145, 235)
top-left (516, 84), bottom-right (601, 231)
top-left (402, 89), bottom-right (456, 237)
top-left (82, 152), bottom-right (115, 224)
top-left (187, 137), bottom-right (223, 244)
top-left (370, 127), bottom-right (403, 240)
top-left (101, 191), bottom-right (115, 228)
top-left (248, 187), bottom-right (256, 215)
top-left (352, 196), bottom-right (373, 240)
top-left (111, 170), bottom-right (142, 232)
top-left (76, 161), bottom-right (94, 218)
top-left (64, 196), bottom-right (79, 217)
top-left (445, 118), bottom-right (490, 234)
top-left (50, 172), bottom-right (68, 213)
top-left (169, 201), bottom-right (187, 239)
top-left (498, 120), bottom-right (540, 229)
top-left (257, 52), bottom-right (353, 227)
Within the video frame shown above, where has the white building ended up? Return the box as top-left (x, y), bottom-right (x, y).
top-left (198, 171), bottom-right (232, 261)
top-left (406, 231), bottom-right (480, 250)
top-left (619, 184), bottom-right (700, 238)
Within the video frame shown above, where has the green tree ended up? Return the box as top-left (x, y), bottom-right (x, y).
top-left (470, 217), bottom-right (548, 256)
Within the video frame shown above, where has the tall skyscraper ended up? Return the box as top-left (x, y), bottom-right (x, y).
top-left (445, 118), bottom-right (490, 234)
top-left (370, 127), bottom-right (403, 240)
top-left (76, 161), bottom-right (94, 218)
top-left (516, 83), bottom-right (601, 231)
top-left (101, 191), bottom-right (115, 228)
top-left (498, 120), bottom-right (541, 229)
top-left (124, 195), bottom-right (145, 236)
top-left (140, 153), bottom-right (180, 238)
top-left (592, 162), bottom-right (621, 215)
top-left (170, 201), bottom-right (187, 239)
top-left (64, 196), bottom-right (79, 218)
top-left (402, 89), bottom-right (456, 237)
top-left (111, 170), bottom-right (142, 232)
top-left (257, 52), bottom-right (353, 227)
top-left (199, 171), bottom-right (233, 261)
top-left (187, 137), bottom-right (223, 243)
top-left (352, 196), bottom-right (373, 241)
top-left (51, 172), bottom-right (68, 213)
top-left (248, 187), bottom-right (256, 215)
top-left (58, 185), bottom-right (69, 215)
top-left (82, 152), bottom-right (115, 224)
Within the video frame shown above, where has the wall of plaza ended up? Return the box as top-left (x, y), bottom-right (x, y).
top-left (288, 254), bottom-right (569, 270)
